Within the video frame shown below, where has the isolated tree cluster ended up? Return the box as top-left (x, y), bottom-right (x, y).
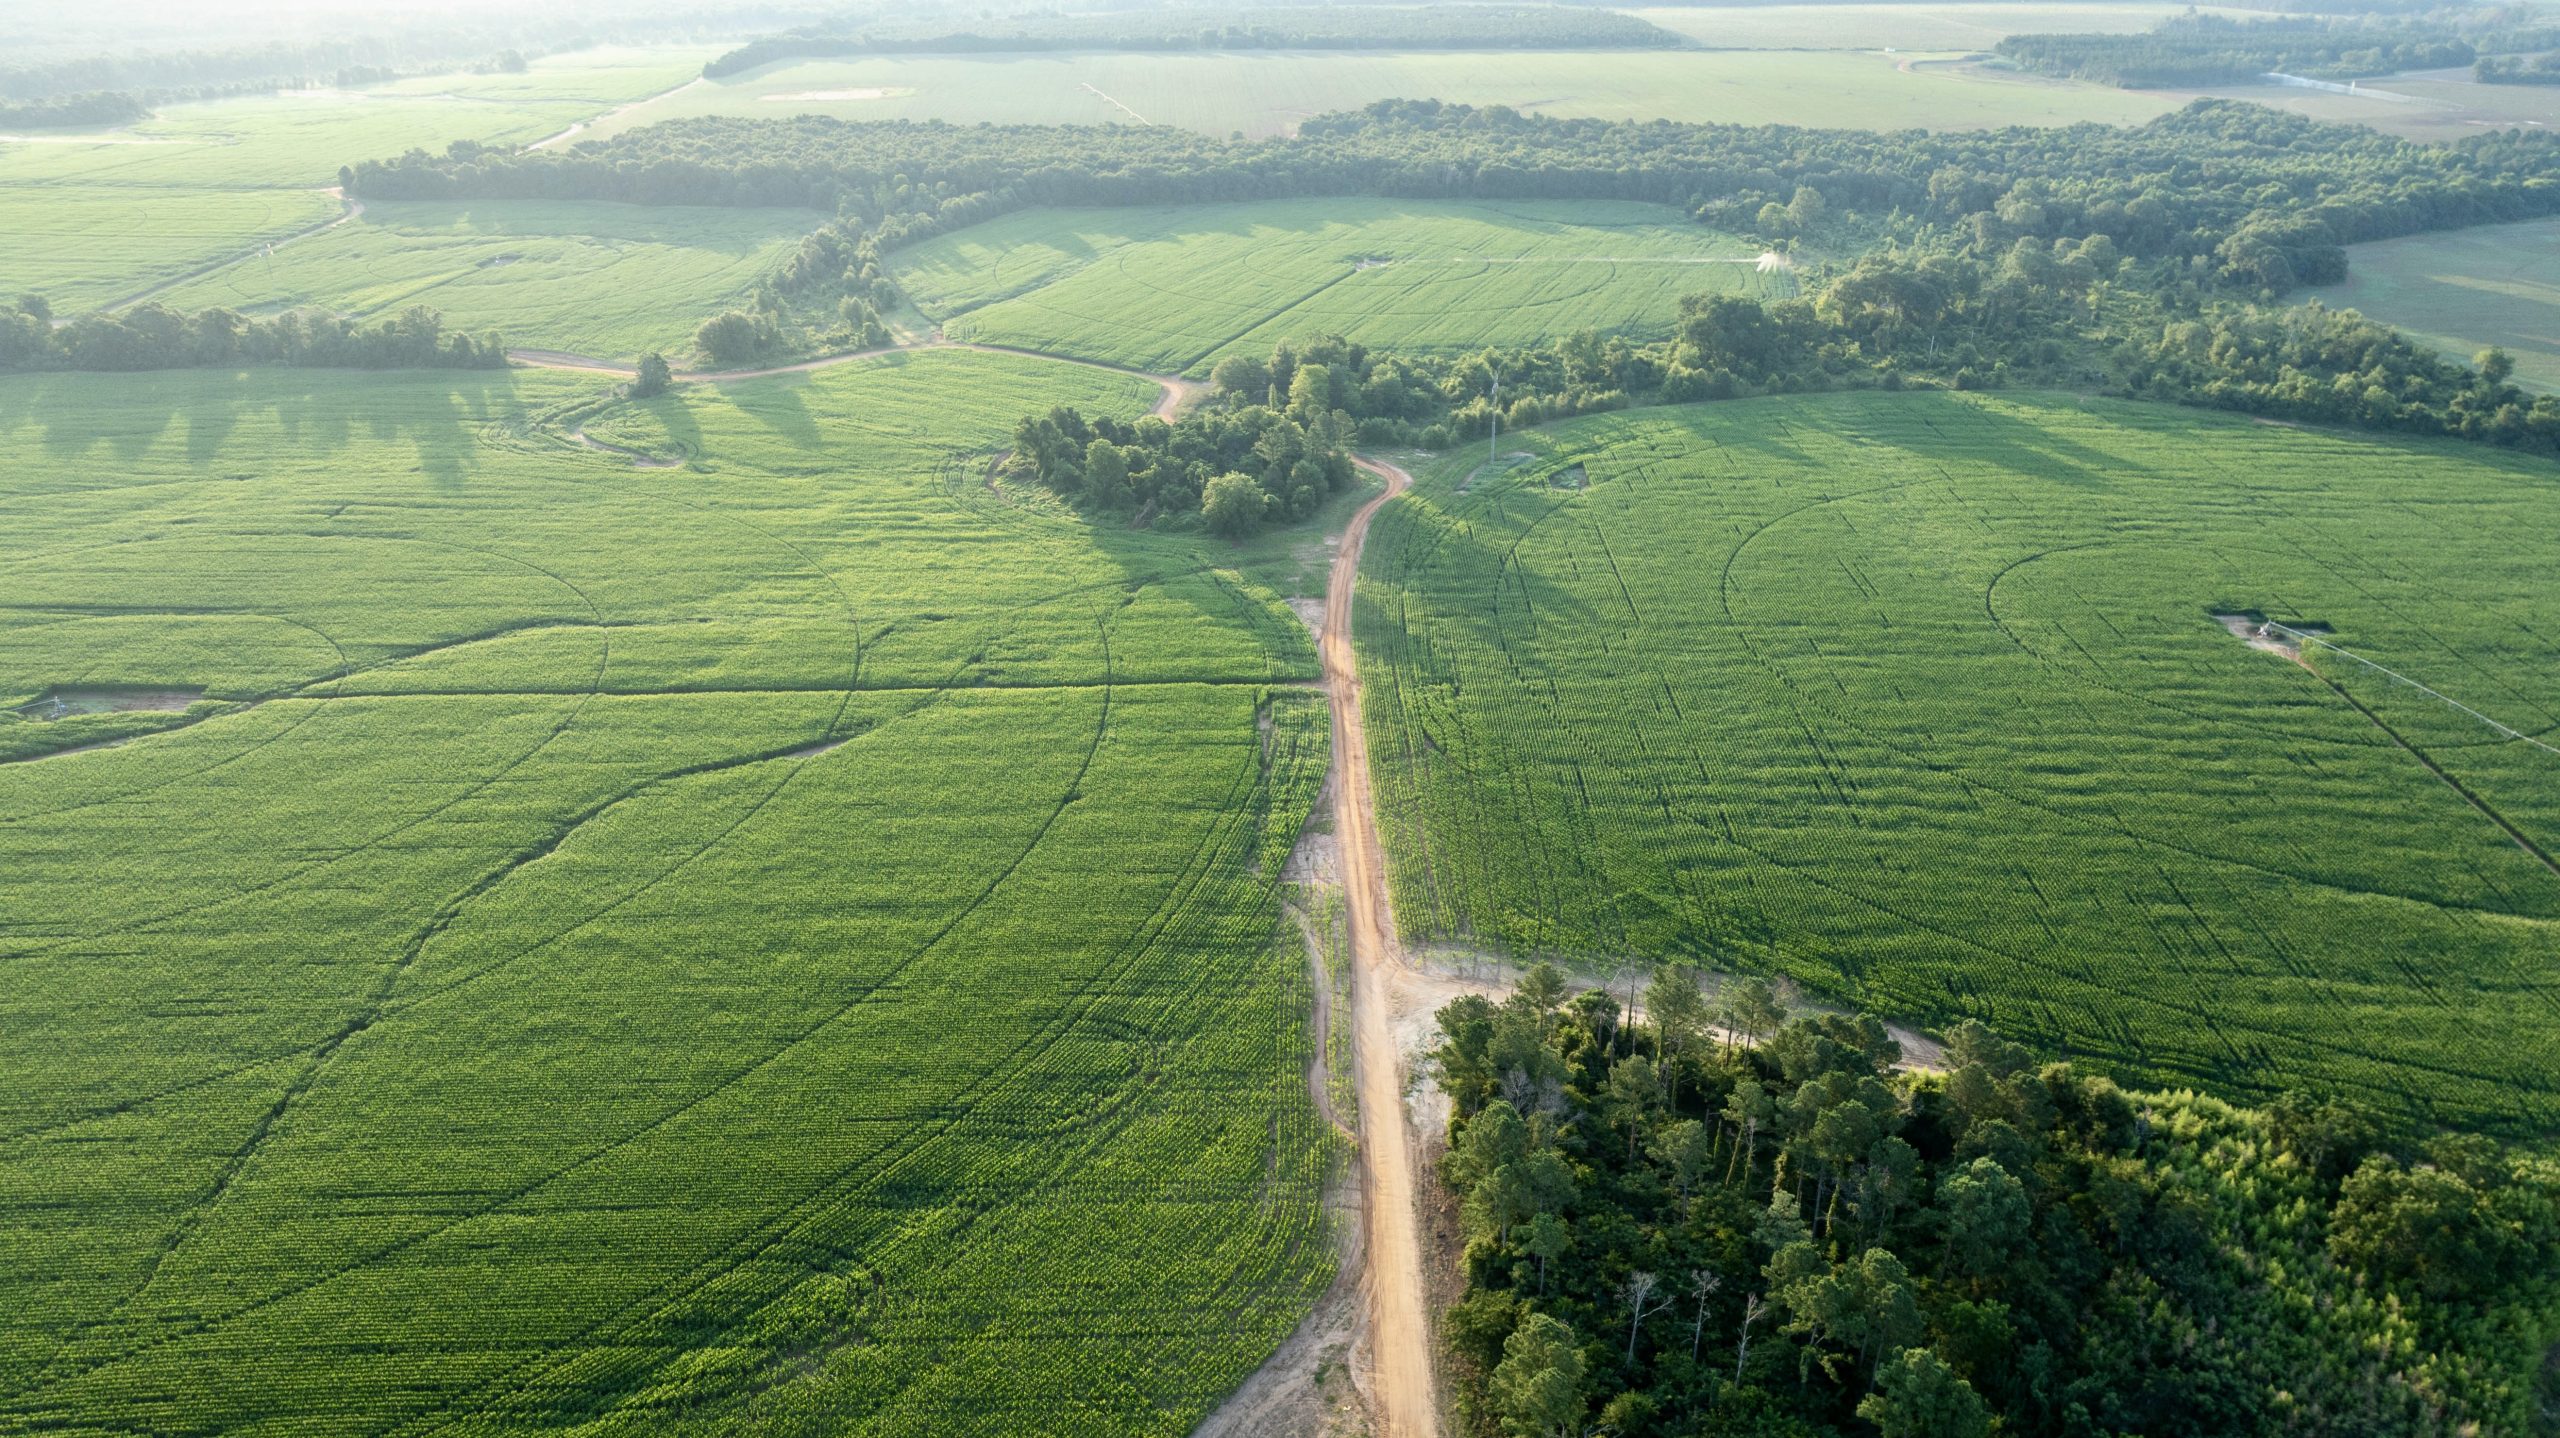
top-left (1009, 390), bottom-right (1359, 536)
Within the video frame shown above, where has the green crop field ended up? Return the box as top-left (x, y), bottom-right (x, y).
top-left (1627, 3), bottom-right (2244, 50)
top-left (155, 198), bottom-right (823, 361)
top-left (2310, 216), bottom-right (2560, 393)
top-left (1356, 391), bottom-right (2560, 1137)
top-left (581, 47), bottom-right (2178, 141)
top-left (896, 198), bottom-right (1791, 376)
top-left (0, 92), bottom-right (592, 190)
top-left (0, 349), bottom-right (1337, 1433)
top-left (2179, 69), bottom-right (2560, 144)
top-left (0, 46), bottom-right (714, 315)
top-left (0, 185), bottom-right (345, 310)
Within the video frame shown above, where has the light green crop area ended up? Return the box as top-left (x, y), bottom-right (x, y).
top-left (897, 198), bottom-right (1791, 376)
top-left (0, 46), bottom-right (714, 314)
top-left (0, 185), bottom-right (343, 310)
top-left (1627, 3), bottom-right (2242, 49)
top-left (156, 199), bottom-right (822, 360)
top-left (1357, 392), bottom-right (2560, 1138)
top-left (2310, 216), bottom-right (2560, 392)
top-left (0, 349), bottom-right (1335, 1434)
top-left (582, 47), bottom-right (2179, 141)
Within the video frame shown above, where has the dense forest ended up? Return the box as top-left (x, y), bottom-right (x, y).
top-left (1431, 972), bottom-right (2560, 1437)
top-left (1994, 15), bottom-right (2473, 87)
top-left (344, 99), bottom-right (2560, 276)
top-left (703, 6), bottom-right (1678, 74)
top-left (0, 298), bottom-right (508, 372)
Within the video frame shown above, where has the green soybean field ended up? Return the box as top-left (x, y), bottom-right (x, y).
top-left (156, 199), bottom-right (825, 362)
top-left (579, 47), bottom-right (2183, 142)
top-left (894, 198), bottom-right (1792, 376)
top-left (0, 46), bottom-right (709, 316)
top-left (0, 349), bottom-right (1336, 1434)
top-left (1355, 392), bottom-right (2560, 1136)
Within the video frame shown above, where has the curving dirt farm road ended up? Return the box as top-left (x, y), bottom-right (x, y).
top-left (1330, 456), bottom-right (1437, 1438)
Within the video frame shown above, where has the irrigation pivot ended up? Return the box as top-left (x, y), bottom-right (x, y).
top-left (2266, 621), bottom-right (2560, 758)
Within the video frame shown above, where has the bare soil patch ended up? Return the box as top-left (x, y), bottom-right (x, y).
top-left (1192, 1163), bottom-right (1369, 1438)
top-left (2213, 612), bottom-right (2333, 667)
top-left (762, 87), bottom-right (915, 102)
top-left (16, 686), bottom-right (202, 720)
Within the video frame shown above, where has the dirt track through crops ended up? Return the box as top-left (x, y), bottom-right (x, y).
top-left (511, 335), bottom-right (1416, 1427)
top-left (1329, 456), bottom-right (1438, 1438)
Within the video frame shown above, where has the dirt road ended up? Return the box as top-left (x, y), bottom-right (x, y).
top-left (1328, 456), bottom-right (1438, 1438)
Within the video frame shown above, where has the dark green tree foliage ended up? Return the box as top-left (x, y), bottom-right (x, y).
top-left (1006, 391), bottom-right (1358, 534)
top-left (0, 298), bottom-right (506, 372)
top-left (2475, 49), bottom-right (2560, 82)
top-left (340, 98), bottom-right (2560, 276)
top-left (704, 5), bottom-right (1679, 74)
top-left (630, 351), bottom-right (673, 398)
top-left (1996, 15), bottom-right (2473, 87)
top-left (1430, 974), bottom-right (2560, 1438)
top-left (694, 308), bottom-right (781, 366)
top-left (0, 91), bottom-right (148, 128)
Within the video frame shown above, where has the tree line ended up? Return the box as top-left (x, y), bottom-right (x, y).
top-left (0, 92), bottom-right (149, 129)
top-left (1994, 14), bottom-right (2474, 88)
top-left (2475, 49), bottom-right (2560, 82)
top-left (704, 5), bottom-right (1677, 75)
top-left (1432, 969), bottom-right (2559, 1437)
top-left (0, 297), bottom-right (508, 373)
top-left (1057, 240), bottom-right (2560, 490)
top-left (341, 98), bottom-right (2560, 287)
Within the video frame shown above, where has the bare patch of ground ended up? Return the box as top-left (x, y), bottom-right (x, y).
top-left (2214, 612), bottom-right (2310, 663)
top-left (1287, 596), bottom-right (1327, 641)
top-left (1399, 942), bottom-right (1947, 1071)
top-left (16, 686), bottom-right (202, 720)
top-left (1192, 1165), bottom-right (1370, 1438)
top-left (1455, 449), bottom-right (1537, 494)
top-left (784, 737), bottom-right (851, 759)
top-left (762, 87), bottom-right (916, 102)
